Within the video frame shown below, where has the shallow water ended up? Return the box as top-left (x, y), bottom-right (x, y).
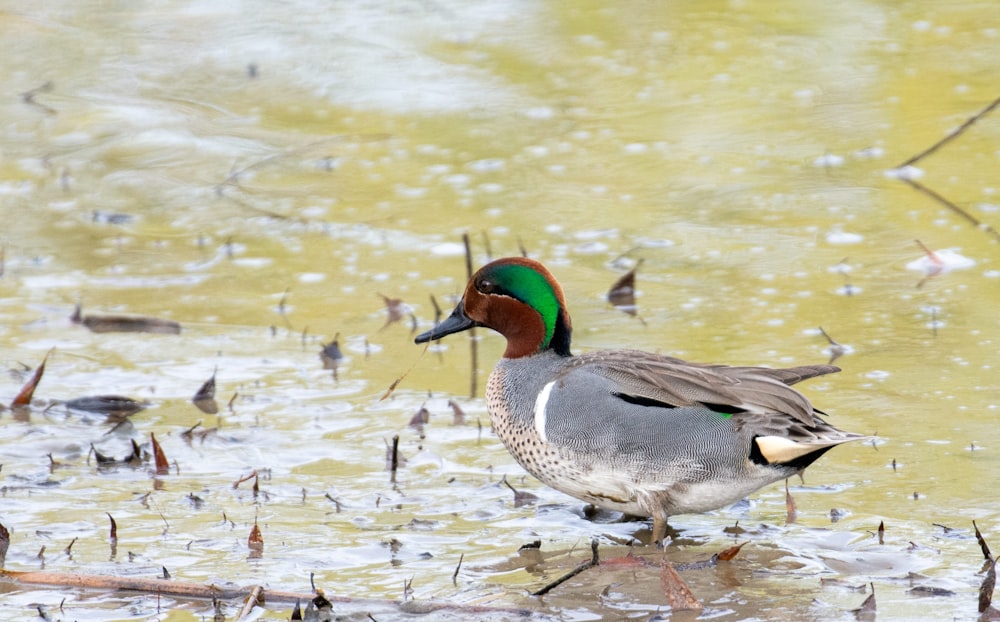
top-left (1, 1), bottom-right (999, 620)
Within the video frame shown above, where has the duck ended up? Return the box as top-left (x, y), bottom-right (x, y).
top-left (415, 256), bottom-right (867, 543)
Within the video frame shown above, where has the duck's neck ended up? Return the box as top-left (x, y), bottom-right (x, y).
top-left (502, 321), bottom-right (572, 358)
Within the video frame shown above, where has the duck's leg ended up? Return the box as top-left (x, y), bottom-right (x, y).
top-left (652, 514), bottom-right (669, 546)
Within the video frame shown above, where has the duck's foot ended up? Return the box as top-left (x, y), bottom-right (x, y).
top-left (650, 516), bottom-right (682, 547)
top-left (581, 505), bottom-right (647, 524)
top-left (652, 516), bottom-right (668, 547)
top-left (579, 505), bottom-right (678, 545)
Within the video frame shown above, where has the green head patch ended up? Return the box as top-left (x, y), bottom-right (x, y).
top-left (477, 262), bottom-right (563, 351)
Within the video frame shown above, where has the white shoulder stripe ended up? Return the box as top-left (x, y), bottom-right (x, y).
top-left (533, 380), bottom-right (556, 443)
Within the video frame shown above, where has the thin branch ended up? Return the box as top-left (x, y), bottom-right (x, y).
top-left (531, 540), bottom-right (600, 596)
top-left (897, 94), bottom-right (1000, 168)
top-left (462, 233), bottom-right (479, 398)
top-left (237, 585), bottom-right (264, 620)
top-left (899, 178), bottom-right (1000, 243)
top-left (0, 569), bottom-right (533, 616)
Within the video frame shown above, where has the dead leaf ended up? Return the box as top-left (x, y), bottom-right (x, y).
top-left (853, 583), bottom-right (876, 620)
top-left (107, 513), bottom-right (117, 542)
top-left (72, 304), bottom-right (181, 334)
top-left (150, 433), bottom-right (169, 475)
top-left (192, 372), bottom-right (218, 414)
top-left (818, 326), bottom-right (848, 364)
top-left (127, 439), bottom-right (142, 466)
top-left (0, 521), bottom-right (9, 565)
top-left (502, 476), bottom-right (538, 507)
top-left (606, 260), bottom-right (643, 315)
top-left (659, 556), bottom-right (703, 612)
top-left (11, 349), bottom-right (52, 407)
top-left (982, 560), bottom-right (997, 614)
top-left (381, 377), bottom-right (402, 401)
top-left (248, 520), bottom-right (264, 553)
top-left (976, 520), bottom-right (994, 562)
top-left (91, 444), bottom-right (118, 465)
top-left (377, 294), bottom-right (411, 331)
top-left (408, 405), bottom-right (430, 427)
top-left (320, 335), bottom-right (344, 370)
top-left (448, 399), bottom-right (466, 425)
top-left (65, 395), bottom-right (148, 417)
top-left (878, 520), bottom-right (885, 545)
top-left (716, 541), bottom-right (748, 562)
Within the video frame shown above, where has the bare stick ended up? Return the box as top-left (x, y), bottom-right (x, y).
top-left (899, 178), bottom-right (1000, 243)
top-left (390, 435), bottom-right (400, 483)
top-left (897, 94), bottom-right (1000, 168)
top-left (381, 334), bottom-right (431, 401)
top-left (531, 540), bottom-right (600, 596)
top-left (462, 233), bottom-right (479, 398)
top-left (237, 585), bottom-right (264, 620)
top-left (0, 568), bottom-right (533, 616)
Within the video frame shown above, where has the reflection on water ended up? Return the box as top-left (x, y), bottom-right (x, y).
top-left (2, 1), bottom-right (999, 619)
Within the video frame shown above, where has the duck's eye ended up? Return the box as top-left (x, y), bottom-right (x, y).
top-left (477, 278), bottom-right (496, 294)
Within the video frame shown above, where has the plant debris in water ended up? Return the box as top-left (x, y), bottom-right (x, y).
top-left (150, 433), bottom-right (170, 475)
top-left (319, 334), bottom-right (344, 380)
top-left (10, 349), bottom-right (51, 408)
top-left (64, 395), bottom-right (149, 417)
top-left (377, 294), bottom-right (414, 332)
top-left (248, 519), bottom-right (264, 557)
top-left (659, 555), bottom-right (703, 612)
top-left (71, 304), bottom-right (182, 334)
top-left (852, 583), bottom-right (877, 620)
top-left (501, 476), bottom-right (539, 508)
top-left (606, 259), bottom-right (642, 317)
top-left (192, 370), bottom-right (219, 414)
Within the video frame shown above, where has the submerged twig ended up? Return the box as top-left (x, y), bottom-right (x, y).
top-left (531, 540), bottom-right (600, 596)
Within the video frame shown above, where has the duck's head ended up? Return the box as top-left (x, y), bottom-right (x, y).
top-left (415, 257), bottom-right (573, 358)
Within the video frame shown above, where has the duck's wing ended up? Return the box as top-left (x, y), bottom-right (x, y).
top-left (541, 351), bottom-right (864, 468)
top-left (564, 350), bottom-right (836, 426)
